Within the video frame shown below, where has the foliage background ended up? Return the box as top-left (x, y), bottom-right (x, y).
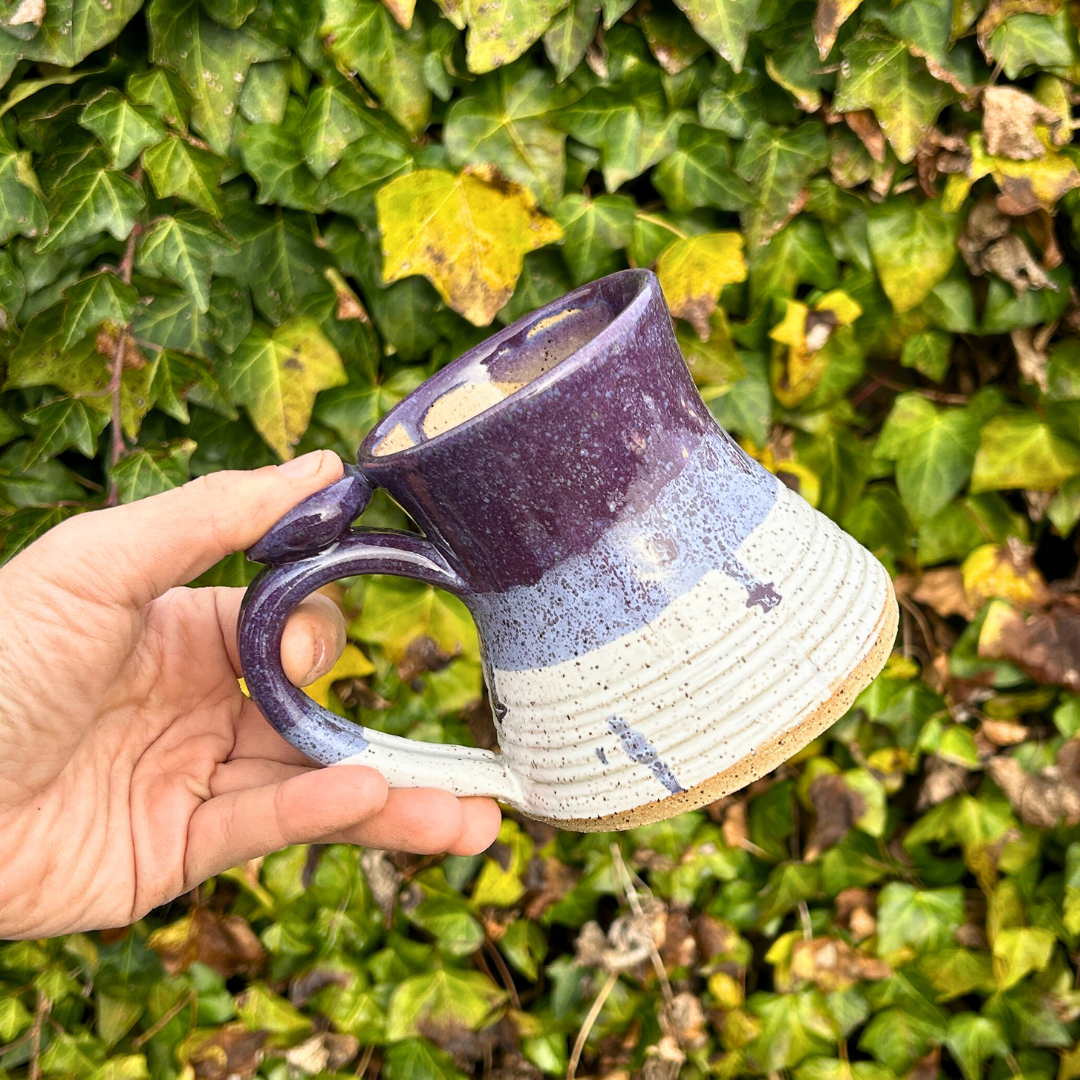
top-left (3, 0), bottom-right (1080, 1079)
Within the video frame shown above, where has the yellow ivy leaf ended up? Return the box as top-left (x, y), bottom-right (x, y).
top-left (962, 543), bottom-right (1047, 608)
top-left (815, 289), bottom-right (863, 326)
top-left (303, 643), bottom-right (376, 708)
top-left (655, 231), bottom-right (747, 340)
top-left (352, 575), bottom-right (480, 664)
top-left (969, 133), bottom-right (1080, 212)
top-left (222, 317), bottom-right (348, 460)
top-left (375, 166), bottom-right (563, 326)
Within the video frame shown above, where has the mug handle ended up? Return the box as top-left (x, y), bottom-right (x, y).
top-left (237, 469), bottom-right (522, 804)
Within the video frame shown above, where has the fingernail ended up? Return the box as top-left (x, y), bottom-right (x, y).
top-left (278, 450), bottom-right (324, 479)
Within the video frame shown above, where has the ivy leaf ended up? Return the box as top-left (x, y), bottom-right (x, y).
top-left (136, 214), bottom-right (239, 313)
top-left (653, 123), bottom-right (752, 214)
top-left (747, 990), bottom-right (840, 1071)
top-left (971, 410), bottom-right (1080, 492)
top-left (986, 10), bottom-right (1074, 81)
top-left (110, 439), bottom-right (196, 502)
top-left (202, 0), bottom-right (258, 31)
top-left (833, 30), bottom-right (954, 163)
top-left (214, 204), bottom-right (332, 325)
top-left (458, 0), bottom-right (571, 74)
top-left (0, 506), bottom-right (76, 563)
top-left (876, 394), bottom-right (979, 524)
top-left (734, 120), bottom-right (829, 247)
top-left (78, 89), bottom-right (167, 171)
top-left (315, 367), bottom-right (425, 457)
top-left (655, 231), bottom-right (747, 339)
top-left (672, 0), bottom-right (760, 73)
top-left (35, 166), bottom-right (144, 254)
top-left (320, 0), bottom-right (432, 136)
top-left (543, 0), bottom-right (600, 81)
top-left (991, 925), bottom-right (1055, 990)
top-left (876, 883), bottom-right (965, 962)
top-left (944, 1014), bottom-right (1009, 1080)
top-left (385, 968), bottom-right (506, 1040)
top-left (147, 0), bottom-right (286, 154)
top-left (557, 69), bottom-right (690, 191)
top-left (298, 80), bottom-right (373, 179)
top-left (238, 59), bottom-right (291, 125)
top-left (126, 67), bottom-right (192, 132)
top-left (142, 134), bottom-right (228, 217)
top-left (375, 167), bottom-right (563, 326)
top-left (151, 350), bottom-right (229, 424)
top-left (60, 271), bottom-right (139, 350)
top-left (0, 147), bottom-right (49, 245)
top-left (21, 397), bottom-right (109, 467)
top-left (235, 99), bottom-right (325, 212)
top-left (554, 192), bottom-right (635, 285)
top-left (19, 0), bottom-right (143, 68)
top-left (443, 61), bottom-right (576, 210)
top-left (867, 198), bottom-right (960, 313)
top-left (220, 316), bottom-right (348, 459)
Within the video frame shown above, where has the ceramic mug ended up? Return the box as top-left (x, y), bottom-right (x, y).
top-left (238, 269), bottom-right (897, 830)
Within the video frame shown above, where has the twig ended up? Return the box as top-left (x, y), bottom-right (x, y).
top-left (106, 168), bottom-right (143, 507)
top-left (483, 938), bottom-right (521, 1011)
top-left (354, 1045), bottom-right (375, 1078)
top-left (27, 991), bottom-right (50, 1080)
top-left (131, 990), bottom-right (196, 1049)
top-left (898, 593), bottom-right (939, 659)
top-left (567, 970), bottom-right (617, 1080)
top-left (610, 843), bottom-right (673, 1007)
top-left (798, 900), bottom-right (813, 940)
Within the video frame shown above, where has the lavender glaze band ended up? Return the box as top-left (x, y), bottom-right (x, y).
top-left (237, 269), bottom-right (896, 827)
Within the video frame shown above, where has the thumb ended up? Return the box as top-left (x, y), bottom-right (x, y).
top-left (28, 450), bottom-right (344, 607)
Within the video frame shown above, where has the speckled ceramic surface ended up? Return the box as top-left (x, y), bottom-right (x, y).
top-left (238, 269), bottom-right (898, 829)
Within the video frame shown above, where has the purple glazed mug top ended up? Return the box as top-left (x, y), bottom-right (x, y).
top-left (238, 269), bottom-right (897, 831)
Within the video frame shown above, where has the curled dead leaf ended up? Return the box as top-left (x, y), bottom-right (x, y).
top-left (659, 910), bottom-right (697, 972)
top-left (917, 754), bottom-right (971, 810)
top-left (639, 1035), bottom-right (685, 1080)
top-left (983, 86), bottom-right (1061, 160)
top-left (1011, 325), bottom-right (1055, 393)
top-left (912, 568), bottom-right (978, 621)
top-left (790, 936), bottom-right (892, 991)
top-left (523, 856), bottom-right (580, 920)
top-left (978, 597), bottom-right (1080, 692)
top-left (986, 739), bottom-right (1080, 828)
top-left (962, 541), bottom-right (1048, 609)
top-left (662, 991), bottom-right (708, 1050)
top-left (980, 719), bottom-right (1030, 746)
top-left (813, 0), bottom-right (865, 60)
top-left (845, 110), bottom-right (886, 163)
top-left (397, 635), bottom-right (460, 682)
top-left (189, 1026), bottom-right (267, 1080)
top-left (805, 772), bottom-right (865, 860)
top-left (959, 202), bottom-right (1056, 294)
top-left (147, 908), bottom-right (265, 978)
top-left (284, 1033), bottom-right (358, 1077)
top-left (360, 849), bottom-right (402, 927)
top-left (575, 897), bottom-right (668, 973)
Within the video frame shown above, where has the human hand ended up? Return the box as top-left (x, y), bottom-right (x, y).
top-left (0, 451), bottom-right (501, 939)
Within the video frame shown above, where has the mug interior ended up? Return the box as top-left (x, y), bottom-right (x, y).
top-left (364, 270), bottom-right (651, 459)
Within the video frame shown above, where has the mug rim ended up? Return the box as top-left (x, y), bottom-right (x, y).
top-left (357, 268), bottom-right (659, 467)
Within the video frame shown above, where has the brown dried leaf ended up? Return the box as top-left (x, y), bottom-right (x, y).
top-left (397, 635), bottom-right (460, 682)
top-left (980, 719), bottom-right (1030, 746)
top-left (986, 739), bottom-right (1080, 828)
top-left (523, 856), bottom-right (580, 920)
top-left (1011, 326), bottom-right (1051, 392)
top-left (907, 1046), bottom-right (942, 1080)
top-left (639, 1035), bottom-right (685, 1080)
top-left (96, 323), bottom-right (147, 370)
top-left (360, 849), bottom-right (402, 927)
top-left (983, 86), bottom-right (1061, 160)
top-left (692, 914), bottom-right (741, 961)
top-left (659, 911), bottom-right (697, 972)
top-left (918, 755), bottom-right (971, 810)
top-left (790, 937), bottom-right (892, 991)
top-left (662, 992), bottom-right (707, 1050)
top-left (190, 1026), bottom-right (267, 1080)
top-left (148, 908), bottom-right (265, 978)
top-left (912, 568), bottom-right (978, 621)
top-left (845, 110), bottom-right (886, 163)
top-left (813, 0), bottom-right (865, 59)
top-left (284, 1033), bottom-right (359, 1076)
top-left (959, 201), bottom-right (1056, 293)
top-left (288, 969), bottom-right (351, 1008)
top-left (978, 598), bottom-right (1080, 692)
top-left (805, 773), bottom-right (865, 860)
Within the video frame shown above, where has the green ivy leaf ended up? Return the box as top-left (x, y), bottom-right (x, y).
top-left (944, 1014), bottom-right (1009, 1080)
top-left (867, 198), bottom-right (960, 313)
top-left (554, 192), bottom-right (635, 284)
top-left (543, 0), bottom-right (600, 81)
top-left (834, 30), bottom-right (954, 163)
top-left (110, 439), bottom-right (196, 502)
top-left (148, 0), bottom-right (286, 153)
top-left (78, 90), bottom-right (167, 171)
top-left (444, 61), bottom-right (575, 209)
top-left (136, 214), bottom-right (238, 313)
top-left (60, 271), bottom-right (139, 350)
top-left (36, 166), bottom-right (144, 255)
top-left (653, 123), bottom-right (751, 214)
top-left (298, 80), bottom-right (373, 179)
top-left (876, 883), bottom-right (965, 962)
top-left (673, 0), bottom-right (759, 73)
top-left (142, 134), bottom-right (227, 216)
top-left (21, 397), bottom-right (109, 467)
top-left (320, 0), bottom-right (432, 135)
top-left (385, 967), bottom-right (506, 1040)
top-left (0, 146), bottom-right (49, 245)
top-left (459, 0), bottom-right (571, 75)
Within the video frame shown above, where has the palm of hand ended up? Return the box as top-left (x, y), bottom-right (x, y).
top-left (0, 457), bottom-right (500, 940)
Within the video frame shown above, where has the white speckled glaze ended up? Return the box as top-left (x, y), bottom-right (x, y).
top-left (337, 477), bottom-right (894, 825)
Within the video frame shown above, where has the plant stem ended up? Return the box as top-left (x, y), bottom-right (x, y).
top-left (27, 991), bottom-right (50, 1080)
top-left (106, 168), bottom-right (142, 506)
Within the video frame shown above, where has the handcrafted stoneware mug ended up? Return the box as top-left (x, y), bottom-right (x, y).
top-left (238, 269), bottom-right (897, 830)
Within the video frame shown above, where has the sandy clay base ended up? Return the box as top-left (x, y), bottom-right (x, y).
top-left (527, 577), bottom-right (899, 832)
